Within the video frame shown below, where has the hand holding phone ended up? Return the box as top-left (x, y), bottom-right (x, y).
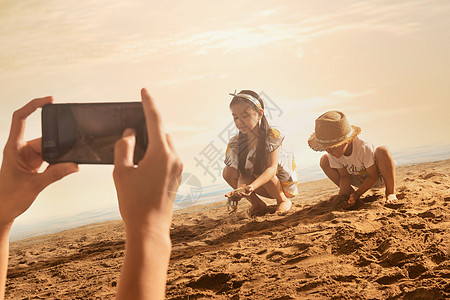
top-left (0, 97), bottom-right (79, 226)
top-left (113, 88), bottom-right (183, 299)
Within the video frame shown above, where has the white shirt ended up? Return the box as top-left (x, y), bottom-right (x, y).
top-left (328, 136), bottom-right (376, 179)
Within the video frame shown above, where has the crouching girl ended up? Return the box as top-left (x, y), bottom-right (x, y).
top-left (223, 90), bottom-right (298, 215)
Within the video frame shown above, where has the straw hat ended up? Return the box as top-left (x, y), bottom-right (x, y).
top-left (308, 111), bottom-right (361, 151)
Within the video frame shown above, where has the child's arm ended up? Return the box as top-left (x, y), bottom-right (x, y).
top-left (247, 147), bottom-right (280, 192)
top-left (337, 167), bottom-right (353, 195)
top-left (350, 164), bottom-right (379, 202)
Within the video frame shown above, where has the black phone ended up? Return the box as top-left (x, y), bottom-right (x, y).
top-left (42, 102), bottom-right (147, 164)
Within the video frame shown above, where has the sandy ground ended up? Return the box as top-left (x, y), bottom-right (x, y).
top-left (5, 160), bottom-right (450, 299)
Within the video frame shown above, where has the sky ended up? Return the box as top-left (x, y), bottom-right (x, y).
top-left (0, 0), bottom-right (449, 229)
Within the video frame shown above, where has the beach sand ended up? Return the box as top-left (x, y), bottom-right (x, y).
top-left (6, 160), bottom-right (450, 299)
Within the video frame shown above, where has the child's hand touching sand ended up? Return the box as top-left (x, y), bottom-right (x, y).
top-left (225, 185), bottom-right (254, 198)
top-left (348, 193), bottom-right (359, 206)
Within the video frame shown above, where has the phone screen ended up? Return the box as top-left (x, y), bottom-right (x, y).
top-left (42, 102), bottom-right (147, 164)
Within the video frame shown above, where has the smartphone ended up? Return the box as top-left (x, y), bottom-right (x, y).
top-left (42, 102), bottom-right (147, 164)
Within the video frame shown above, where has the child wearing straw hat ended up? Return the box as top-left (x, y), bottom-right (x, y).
top-left (308, 111), bottom-right (397, 207)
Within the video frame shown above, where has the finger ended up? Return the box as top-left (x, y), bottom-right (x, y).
top-left (8, 97), bottom-right (53, 146)
top-left (242, 193), bottom-right (252, 199)
top-left (166, 133), bottom-right (184, 175)
top-left (237, 191), bottom-right (247, 197)
top-left (166, 133), bottom-right (176, 152)
top-left (28, 138), bottom-right (42, 154)
top-left (140, 88), bottom-right (167, 150)
top-left (168, 158), bottom-right (183, 192)
top-left (38, 162), bottom-right (79, 190)
top-left (114, 128), bottom-right (136, 168)
top-left (174, 159), bottom-right (183, 177)
top-left (168, 172), bottom-right (182, 202)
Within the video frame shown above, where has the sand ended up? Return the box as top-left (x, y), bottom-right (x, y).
top-left (5, 160), bottom-right (450, 299)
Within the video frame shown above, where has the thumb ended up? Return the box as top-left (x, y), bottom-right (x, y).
top-left (114, 128), bottom-right (136, 169)
top-left (39, 163), bottom-right (79, 189)
top-left (167, 173), bottom-right (182, 202)
top-left (167, 162), bottom-right (183, 202)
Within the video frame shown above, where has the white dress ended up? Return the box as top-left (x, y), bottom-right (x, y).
top-left (224, 128), bottom-right (299, 197)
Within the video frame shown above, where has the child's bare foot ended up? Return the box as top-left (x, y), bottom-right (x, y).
top-left (386, 194), bottom-right (398, 204)
top-left (276, 199), bottom-right (292, 215)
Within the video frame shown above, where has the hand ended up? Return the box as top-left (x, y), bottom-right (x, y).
top-left (0, 97), bottom-right (79, 227)
top-left (225, 185), bottom-right (247, 198)
top-left (348, 193), bottom-right (359, 206)
top-left (242, 185), bottom-right (254, 197)
top-left (113, 88), bottom-right (183, 236)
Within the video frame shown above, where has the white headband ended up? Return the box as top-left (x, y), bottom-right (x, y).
top-left (229, 92), bottom-right (263, 111)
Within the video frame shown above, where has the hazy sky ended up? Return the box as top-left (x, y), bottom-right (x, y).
top-left (1, 0), bottom-right (449, 226)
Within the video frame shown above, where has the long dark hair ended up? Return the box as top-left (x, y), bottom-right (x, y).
top-left (230, 90), bottom-right (270, 177)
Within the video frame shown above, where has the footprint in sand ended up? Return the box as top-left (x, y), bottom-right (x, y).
top-left (375, 272), bottom-right (405, 285)
top-left (186, 272), bottom-right (245, 295)
top-left (406, 263), bottom-right (427, 279)
top-left (402, 288), bottom-right (446, 300)
top-left (330, 227), bottom-right (363, 255)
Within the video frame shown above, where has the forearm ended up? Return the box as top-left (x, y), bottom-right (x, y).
top-left (250, 167), bottom-right (276, 190)
top-left (355, 175), bottom-right (378, 198)
top-left (0, 223), bottom-right (12, 300)
top-left (117, 229), bottom-right (172, 300)
top-left (338, 176), bottom-right (353, 195)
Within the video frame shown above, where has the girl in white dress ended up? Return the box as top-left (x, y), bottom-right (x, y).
top-left (223, 90), bottom-right (298, 215)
